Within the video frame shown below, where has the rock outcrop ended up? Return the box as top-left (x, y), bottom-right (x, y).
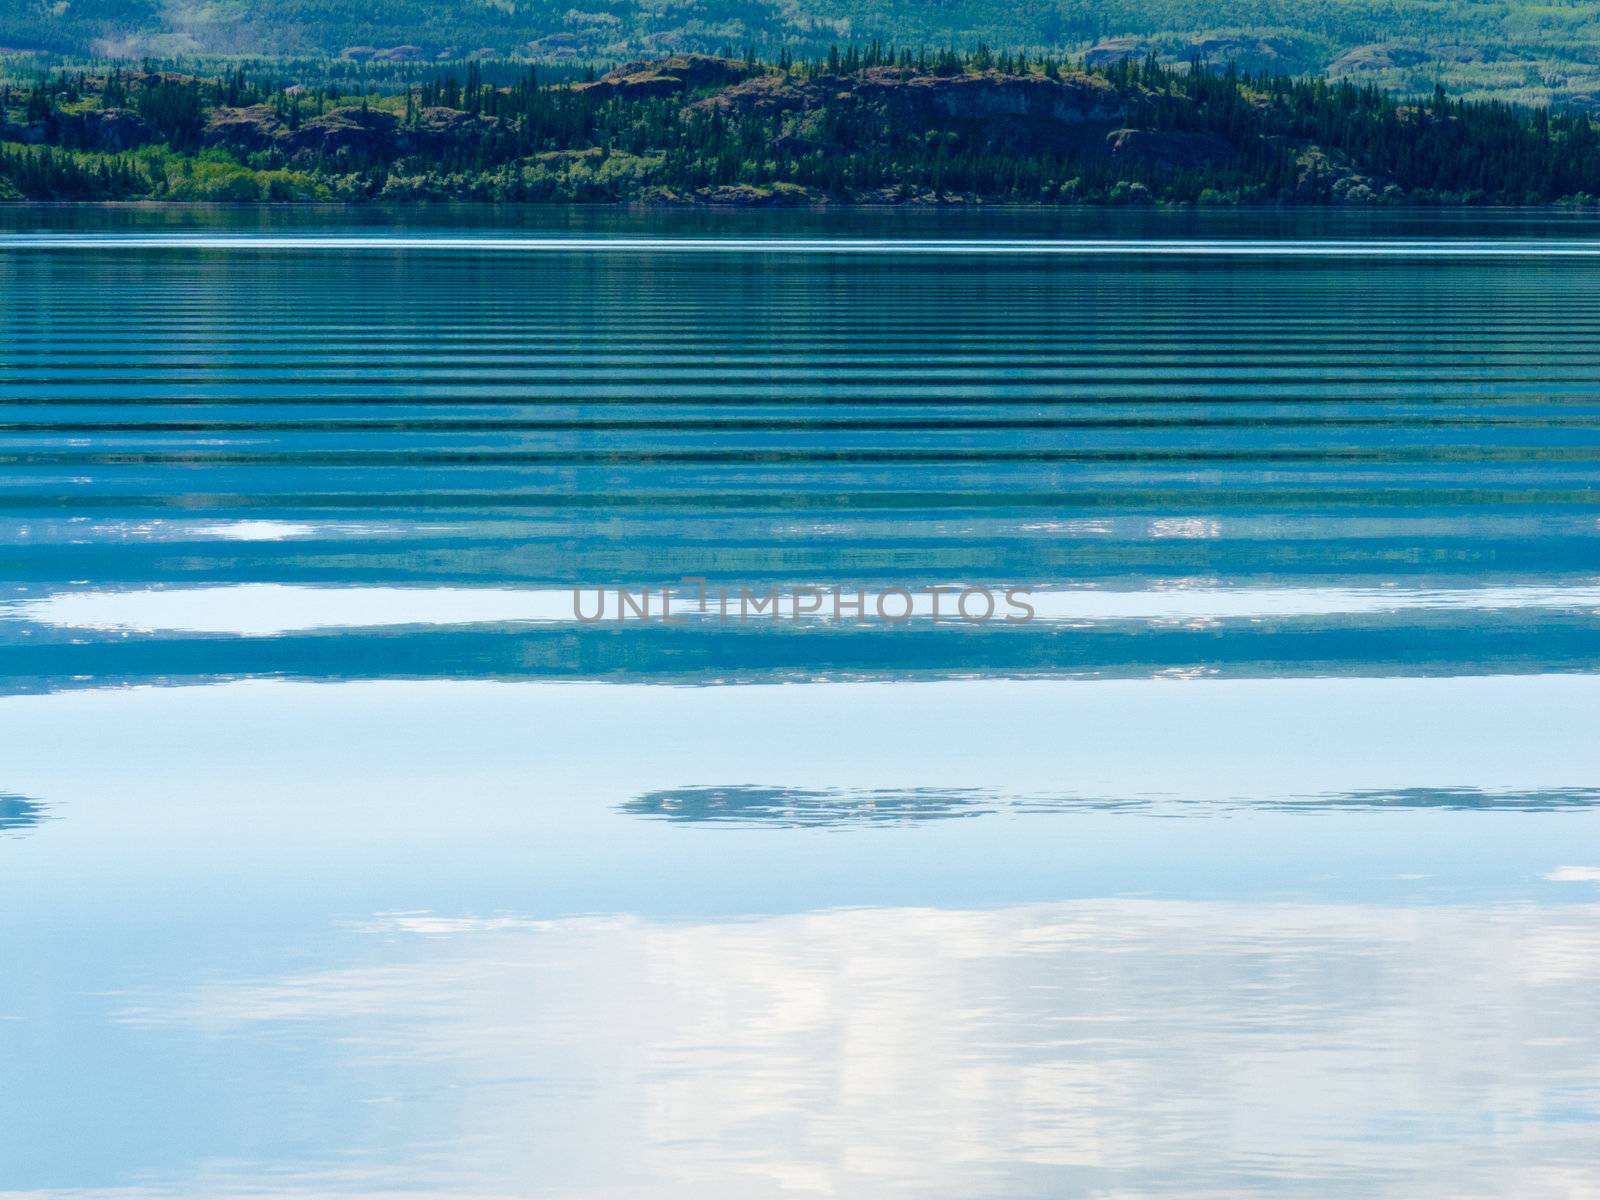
top-left (700, 68), bottom-right (1125, 150)
top-left (204, 104), bottom-right (288, 153)
top-left (204, 103), bottom-right (488, 160)
top-left (578, 54), bottom-right (762, 100)
top-left (74, 108), bottom-right (154, 151)
top-left (408, 106), bottom-right (489, 150)
top-left (1084, 38), bottom-right (1145, 69)
top-left (4, 109), bottom-right (154, 151)
top-left (1086, 34), bottom-right (1319, 76)
top-left (1292, 144), bottom-right (1400, 201)
top-left (1107, 127), bottom-right (1236, 169)
top-left (285, 106), bottom-right (401, 156)
top-left (694, 182), bottom-right (819, 205)
top-left (1328, 45), bottom-right (1432, 74)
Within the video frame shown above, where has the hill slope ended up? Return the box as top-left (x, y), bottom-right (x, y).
top-left (4, 52), bottom-right (1599, 203)
top-left (4, 0), bottom-right (1600, 106)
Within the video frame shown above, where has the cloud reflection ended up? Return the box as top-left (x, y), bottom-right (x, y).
top-left (1546, 867), bottom-right (1600, 883)
top-left (11, 583), bottom-right (1600, 637)
top-left (105, 900), bottom-right (1600, 1199)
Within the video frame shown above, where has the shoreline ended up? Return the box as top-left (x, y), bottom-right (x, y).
top-left (5, 197), bottom-right (1600, 210)
top-left (7, 55), bottom-right (1600, 206)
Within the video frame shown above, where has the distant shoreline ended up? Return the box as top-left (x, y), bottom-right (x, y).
top-left (5, 52), bottom-right (1600, 207)
top-left (4, 198), bottom-right (1600, 210)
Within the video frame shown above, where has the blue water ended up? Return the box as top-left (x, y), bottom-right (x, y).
top-left (1, 208), bottom-right (1598, 1198)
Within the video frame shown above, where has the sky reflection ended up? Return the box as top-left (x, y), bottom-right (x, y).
top-left (31, 899), bottom-right (1593, 1199)
top-left (6, 218), bottom-right (1600, 1198)
top-left (3, 676), bottom-right (1599, 1197)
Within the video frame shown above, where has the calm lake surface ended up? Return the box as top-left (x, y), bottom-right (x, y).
top-left (2, 207), bottom-right (1598, 1198)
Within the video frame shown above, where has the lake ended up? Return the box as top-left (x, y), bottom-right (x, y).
top-left (2, 207), bottom-right (1598, 1198)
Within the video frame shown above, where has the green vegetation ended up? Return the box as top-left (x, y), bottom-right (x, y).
top-left (6, 0), bottom-right (1600, 105)
top-left (3, 49), bottom-right (1599, 204)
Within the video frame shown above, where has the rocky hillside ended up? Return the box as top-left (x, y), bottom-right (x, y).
top-left (3, 53), bottom-right (1598, 204)
top-left (6, 0), bottom-right (1600, 106)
